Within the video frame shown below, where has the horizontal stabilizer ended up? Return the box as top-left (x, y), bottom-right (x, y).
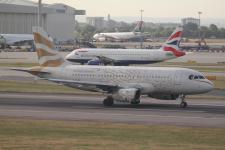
top-left (11, 68), bottom-right (50, 75)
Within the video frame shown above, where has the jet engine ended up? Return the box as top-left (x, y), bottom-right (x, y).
top-left (148, 94), bottom-right (179, 100)
top-left (113, 88), bottom-right (141, 104)
top-left (87, 58), bottom-right (102, 65)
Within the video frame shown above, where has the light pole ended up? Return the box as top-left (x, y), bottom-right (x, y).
top-left (140, 9), bottom-right (144, 22)
top-left (198, 11), bottom-right (202, 41)
top-left (140, 9), bottom-right (144, 48)
top-left (38, 0), bottom-right (42, 27)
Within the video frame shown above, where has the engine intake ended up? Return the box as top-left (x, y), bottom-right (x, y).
top-left (87, 58), bottom-right (101, 65)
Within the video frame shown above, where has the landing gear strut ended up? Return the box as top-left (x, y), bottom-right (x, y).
top-left (177, 94), bottom-right (187, 108)
top-left (103, 96), bottom-right (114, 106)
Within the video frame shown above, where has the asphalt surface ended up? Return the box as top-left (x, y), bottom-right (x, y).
top-left (0, 92), bottom-right (225, 128)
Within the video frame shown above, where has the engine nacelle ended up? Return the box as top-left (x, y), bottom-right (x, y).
top-left (148, 94), bottom-right (179, 100)
top-left (87, 58), bottom-right (101, 65)
top-left (113, 88), bottom-right (141, 103)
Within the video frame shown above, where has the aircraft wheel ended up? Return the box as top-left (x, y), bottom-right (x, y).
top-left (180, 101), bottom-right (188, 108)
top-left (131, 100), bottom-right (140, 105)
top-left (103, 96), bottom-right (114, 106)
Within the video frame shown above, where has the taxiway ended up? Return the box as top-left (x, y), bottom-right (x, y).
top-left (0, 92), bottom-right (224, 128)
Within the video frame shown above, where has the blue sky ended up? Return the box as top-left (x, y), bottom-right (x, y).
top-left (33, 0), bottom-right (225, 18)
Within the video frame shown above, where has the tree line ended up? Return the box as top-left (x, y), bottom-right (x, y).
top-left (74, 21), bottom-right (225, 40)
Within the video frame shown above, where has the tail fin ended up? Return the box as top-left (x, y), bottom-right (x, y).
top-left (33, 27), bottom-right (65, 67)
top-left (133, 21), bottom-right (144, 32)
top-left (162, 27), bottom-right (185, 57)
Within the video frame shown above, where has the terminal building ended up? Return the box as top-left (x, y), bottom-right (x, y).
top-left (182, 17), bottom-right (200, 26)
top-left (0, 0), bottom-right (85, 42)
top-left (86, 17), bottom-right (105, 29)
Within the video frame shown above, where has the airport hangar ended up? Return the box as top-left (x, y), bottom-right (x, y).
top-left (0, 0), bottom-right (85, 42)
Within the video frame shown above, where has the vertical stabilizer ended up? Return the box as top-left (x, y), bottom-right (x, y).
top-left (162, 27), bottom-right (185, 57)
top-left (33, 27), bottom-right (66, 67)
top-left (133, 21), bottom-right (144, 32)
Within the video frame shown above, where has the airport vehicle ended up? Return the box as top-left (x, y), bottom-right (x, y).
top-left (93, 21), bottom-right (144, 42)
top-left (66, 27), bottom-right (185, 66)
top-left (0, 34), bottom-right (33, 46)
top-left (13, 27), bottom-right (214, 108)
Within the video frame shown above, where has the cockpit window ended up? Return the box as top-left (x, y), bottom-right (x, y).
top-left (189, 75), bottom-right (205, 80)
top-left (189, 75), bottom-right (194, 80)
top-left (194, 76), bottom-right (199, 79)
top-left (198, 75), bottom-right (205, 79)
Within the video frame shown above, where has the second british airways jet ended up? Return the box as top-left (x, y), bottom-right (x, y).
top-left (66, 27), bottom-right (185, 66)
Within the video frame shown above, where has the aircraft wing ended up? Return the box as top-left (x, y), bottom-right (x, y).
top-left (47, 78), bottom-right (120, 92)
top-left (2, 34), bottom-right (33, 45)
top-left (11, 68), bottom-right (50, 75)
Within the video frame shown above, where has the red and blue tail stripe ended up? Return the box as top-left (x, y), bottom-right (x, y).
top-left (163, 27), bottom-right (185, 57)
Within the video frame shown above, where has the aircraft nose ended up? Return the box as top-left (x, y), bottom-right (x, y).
top-left (93, 34), bottom-right (98, 39)
top-left (203, 80), bottom-right (214, 92)
top-left (65, 52), bottom-right (73, 60)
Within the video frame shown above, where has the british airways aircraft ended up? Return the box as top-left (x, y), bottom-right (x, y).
top-left (0, 34), bottom-right (33, 45)
top-left (13, 27), bottom-right (213, 108)
top-left (66, 27), bottom-right (185, 66)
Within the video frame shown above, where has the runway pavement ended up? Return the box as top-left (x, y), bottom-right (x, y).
top-left (0, 92), bottom-right (225, 128)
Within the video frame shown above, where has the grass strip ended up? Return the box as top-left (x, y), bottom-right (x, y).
top-left (0, 80), bottom-right (96, 95)
top-left (0, 117), bottom-right (225, 150)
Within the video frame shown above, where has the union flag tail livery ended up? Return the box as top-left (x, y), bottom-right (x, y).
top-left (33, 27), bottom-right (65, 67)
top-left (163, 27), bottom-right (185, 57)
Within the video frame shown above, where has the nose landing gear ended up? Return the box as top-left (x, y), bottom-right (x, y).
top-left (177, 94), bottom-right (188, 108)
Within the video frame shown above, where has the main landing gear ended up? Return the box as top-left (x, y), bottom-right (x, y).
top-left (103, 96), bottom-right (114, 106)
top-left (177, 94), bottom-right (188, 108)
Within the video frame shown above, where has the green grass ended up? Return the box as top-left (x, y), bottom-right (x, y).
top-left (151, 62), bottom-right (225, 73)
top-left (0, 63), bottom-right (38, 67)
top-left (0, 80), bottom-right (96, 95)
top-left (0, 118), bottom-right (225, 150)
top-left (157, 62), bottom-right (225, 67)
top-left (187, 67), bottom-right (225, 73)
top-left (214, 79), bottom-right (225, 89)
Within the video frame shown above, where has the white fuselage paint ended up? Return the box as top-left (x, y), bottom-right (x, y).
top-left (93, 32), bottom-right (142, 42)
top-left (66, 48), bottom-right (175, 64)
top-left (0, 34), bottom-right (33, 45)
top-left (42, 65), bottom-right (213, 95)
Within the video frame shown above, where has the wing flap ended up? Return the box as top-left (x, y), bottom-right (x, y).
top-left (48, 78), bottom-right (119, 92)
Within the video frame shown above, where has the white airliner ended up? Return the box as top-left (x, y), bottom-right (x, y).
top-left (66, 27), bottom-right (185, 66)
top-left (93, 21), bottom-right (144, 42)
top-left (13, 27), bottom-right (214, 108)
top-left (0, 34), bottom-right (33, 45)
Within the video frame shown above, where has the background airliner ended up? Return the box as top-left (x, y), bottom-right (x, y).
top-left (13, 27), bottom-right (213, 108)
top-left (93, 21), bottom-right (145, 42)
top-left (66, 27), bottom-right (185, 66)
top-left (0, 34), bottom-right (33, 46)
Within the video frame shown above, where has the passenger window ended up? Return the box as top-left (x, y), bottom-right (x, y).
top-left (199, 76), bottom-right (205, 79)
top-left (194, 76), bottom-right (199, 79)
top-left (189, 75), bottom-right (194, 80)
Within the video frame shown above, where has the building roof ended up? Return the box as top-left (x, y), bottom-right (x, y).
top-left (0, 0), bottom-right (85, 15)
top-left (0, 0), bottom-right (37, 6)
